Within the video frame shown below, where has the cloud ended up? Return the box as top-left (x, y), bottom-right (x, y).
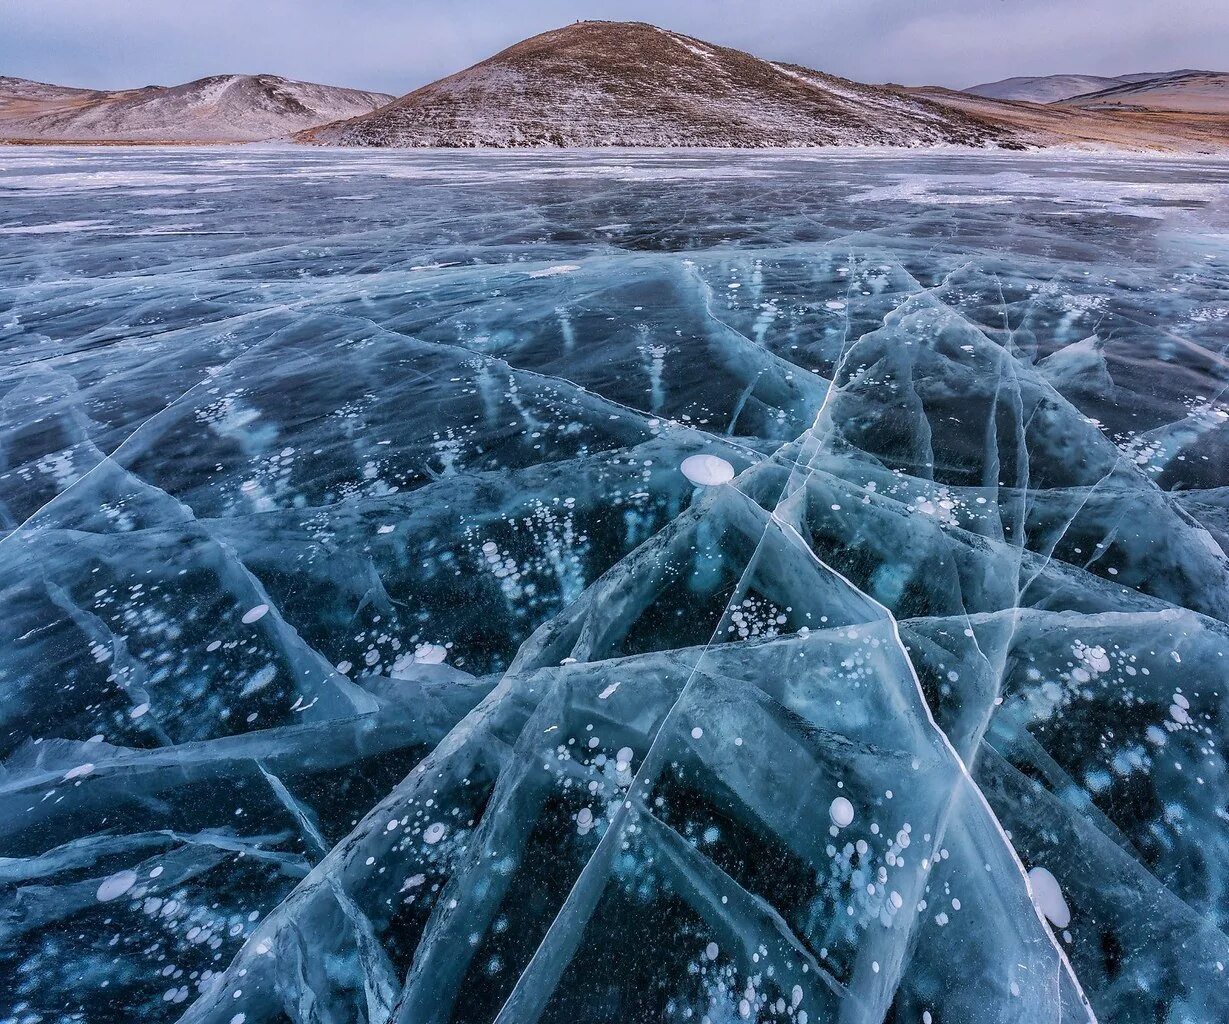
top-left (1, 0), bottom-right (1224, 93)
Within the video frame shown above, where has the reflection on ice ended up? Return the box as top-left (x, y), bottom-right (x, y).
top-left (1, 148), bottom-right (1228, 1024)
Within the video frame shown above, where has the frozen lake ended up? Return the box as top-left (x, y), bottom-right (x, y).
top-left (1, 147), bottom-right (1227, 1024)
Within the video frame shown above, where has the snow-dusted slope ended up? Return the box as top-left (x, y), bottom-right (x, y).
top-left (1061, 71), bottom-right (1229, 113)
top-left (300, 21), bottom-right (1011, 148)
top-left (913, 85), bottom-right (1229, 153)
top-left (0, 76), bottom-right (100, 109)
top-left (964, 74), bottom-right (1128, 104)
top-left (0, 74), bottom-right (394, 142)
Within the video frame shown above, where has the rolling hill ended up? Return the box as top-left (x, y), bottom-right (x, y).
top-left (0, 74), bottom-right (394, 143)
top-left (964, 74), bottom-right (1134, 104)
top-left (1061, 71), bottom-right (1229, 113)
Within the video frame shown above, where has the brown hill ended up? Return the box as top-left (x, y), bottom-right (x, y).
top-left (912, 85), bottom-right (1229, 152)
top-left (299, 21), bottom-right (1011, 148)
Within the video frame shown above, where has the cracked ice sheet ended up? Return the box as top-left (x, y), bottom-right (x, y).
top-left (0, 147), bottom-right (1227, 1024)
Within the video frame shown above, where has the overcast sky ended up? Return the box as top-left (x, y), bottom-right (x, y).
top-left (4, 0), bottom-right (1226, 94)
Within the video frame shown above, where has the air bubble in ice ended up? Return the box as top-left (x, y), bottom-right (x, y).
top-left (680, 454), bottom-right (734, 486)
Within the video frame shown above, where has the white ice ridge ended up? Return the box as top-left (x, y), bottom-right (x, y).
top-left (0, 148), bottom-right (1226, 1024)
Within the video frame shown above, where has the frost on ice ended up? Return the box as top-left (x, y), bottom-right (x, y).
top-left (0, 148), bottom-right (1227, 1024)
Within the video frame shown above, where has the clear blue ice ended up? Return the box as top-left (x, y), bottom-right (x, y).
top-left (1, 148), bottom-right (1228, 1024)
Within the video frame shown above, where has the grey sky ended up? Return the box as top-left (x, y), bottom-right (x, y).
top-left (3, 0), bottom-right (1226, 94)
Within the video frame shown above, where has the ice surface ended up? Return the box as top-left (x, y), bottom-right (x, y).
top-left (1, 147), bottom-right (1228, 1024)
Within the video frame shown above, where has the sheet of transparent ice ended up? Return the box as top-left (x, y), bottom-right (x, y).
top-left (1, 148), bottom-right (1227, 1024)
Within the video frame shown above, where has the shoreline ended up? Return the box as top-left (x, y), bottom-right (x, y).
top-left (3, 139), bottom-right (1229, 158)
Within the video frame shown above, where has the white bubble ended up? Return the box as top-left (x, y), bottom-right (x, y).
top-left (241, 604), bottom-right (269, 624)
top-left (705, 941), bottom-right (719, 961)
top-left (1027, 865), bottom-right (1072, 928)
top-left (414, 644), bottom-right (448, 664)
top-left (680, 454), bottom-right (734, 486)
top-left (96, 870), bottom-right (138, 902)
top-left (829, 796), bottom-right (855, 828)
top-left (423, 822), bottom-right (447, 845)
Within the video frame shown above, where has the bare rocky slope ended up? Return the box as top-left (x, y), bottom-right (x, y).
top-left (0, 74), bottom-right (394, 143)
top-left (298, 21), bottom-right (1012, 148)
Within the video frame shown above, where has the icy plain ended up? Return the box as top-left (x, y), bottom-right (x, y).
top-left (1, 147), bottom-right (1227, 1024)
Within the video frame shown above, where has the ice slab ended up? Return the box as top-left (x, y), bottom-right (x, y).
top-left (1, 148), bottom-right (1227, 1024)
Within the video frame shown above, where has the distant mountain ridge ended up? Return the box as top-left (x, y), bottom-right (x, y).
top-left (0, 74), bottom-right (394, 142)
top-left (298, 21), bottom-right (1010, 148)
top-left (964, 69), bottom-right (1219, 105)
top-left (965, 74), bottom-right (1135, 104)
top-left (1059, 71), bottom-right (1229, 113)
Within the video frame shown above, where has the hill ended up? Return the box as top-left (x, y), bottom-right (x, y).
top-left (0, 74), bottom-right (394, 143)
top-left (913, 84), bottom-right (1229, 152)
top-left (299, 21), bottom-right (1010, 148)
top-left (964, 74), bottom-right (1130, 104)
top-left (1061, 71), bottom-right (1229, 114)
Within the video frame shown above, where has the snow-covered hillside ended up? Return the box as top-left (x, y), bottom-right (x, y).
top-left (0, 74), bottom-right (394, 142)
